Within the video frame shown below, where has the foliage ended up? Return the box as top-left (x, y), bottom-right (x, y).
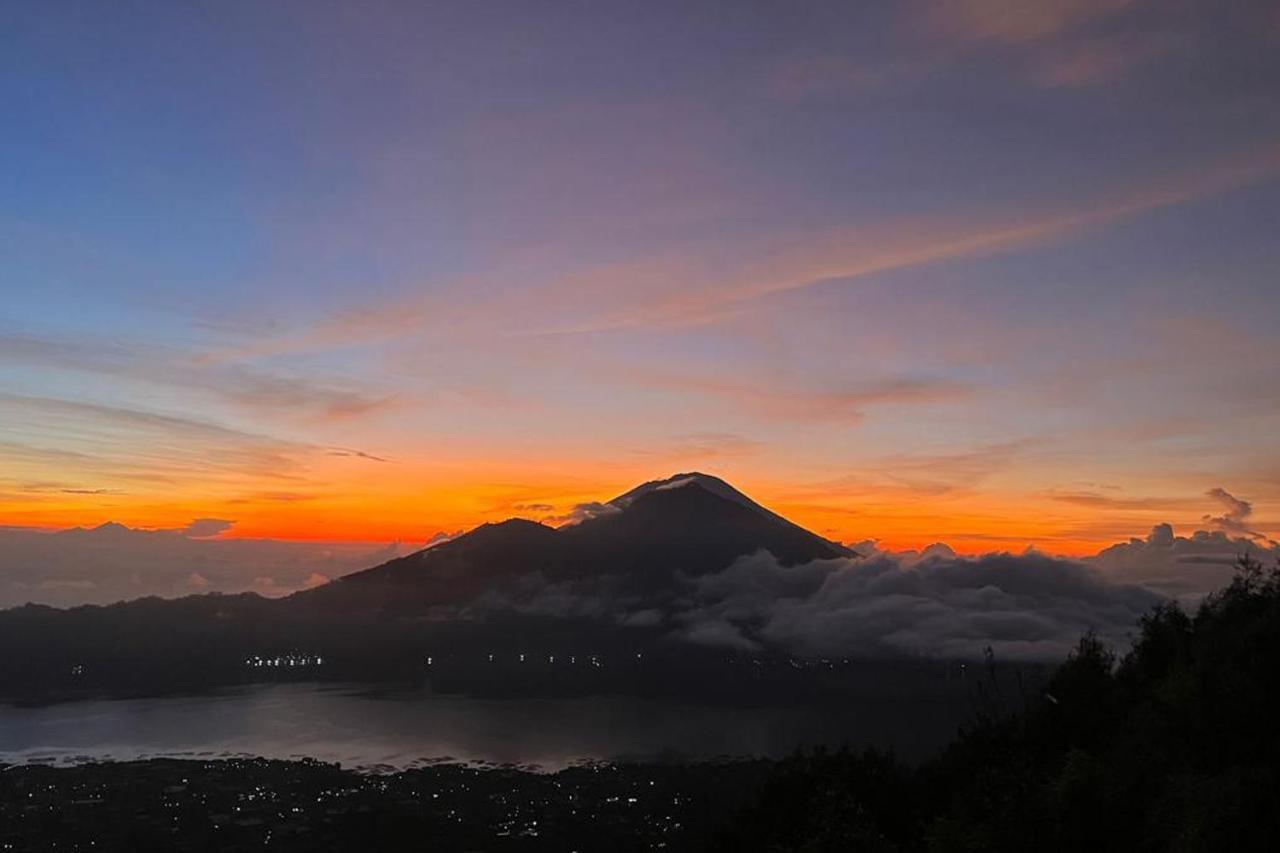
top-left (717, 554), bottom-right (1280, 852)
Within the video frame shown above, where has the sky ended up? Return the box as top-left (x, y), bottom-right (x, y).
top-left (2, 0), bottom-right (1279, 594)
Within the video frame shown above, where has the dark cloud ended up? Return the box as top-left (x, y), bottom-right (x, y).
top-left (556, 502), bottom-right (623, 526)
top-left (670, 551), bottom-right (1159, 661)
top-left (1049, 491), bottom-right (1201, 511)
top-left (1089, 522), bottom-right (1279, 601)
top-left (183, 518), bottom-right (235, 538)
top-left (1202, 486), bottom-right (1266, 539)
top-left (326, 447), bottom-right (390, 463)
top-left (455, 547), bottom-right (1164, 662)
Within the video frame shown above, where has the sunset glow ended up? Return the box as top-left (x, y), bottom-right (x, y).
top-left (3, 0), bottom-right (1278, 566)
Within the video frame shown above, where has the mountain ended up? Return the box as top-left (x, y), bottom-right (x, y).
top-left (295, 473), bottom-right (849, 615)
top-left (608, 472), bottom-right (785, 518)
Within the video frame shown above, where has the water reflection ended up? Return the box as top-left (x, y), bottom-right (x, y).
top-left (0, 683), bottom-right (966, 771)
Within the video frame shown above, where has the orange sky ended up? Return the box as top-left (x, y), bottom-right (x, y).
top-left (3, 0), bottom-right (1279, 559)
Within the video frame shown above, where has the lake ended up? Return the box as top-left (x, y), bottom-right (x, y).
top-left (0, 682), bottom-right (971, 771)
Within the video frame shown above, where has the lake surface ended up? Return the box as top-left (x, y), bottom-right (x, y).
top-left (0, 683), bottom-right (968, 771)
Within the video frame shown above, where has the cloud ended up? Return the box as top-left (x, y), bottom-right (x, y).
top-left (767, 54), bottom-right (884, 100)
top-left (555, 502), bottom-right (623, 526)
top-left (425, 530), bottom-right (464, 548)
top-left (631, 432), bottom-right (763, 463)
top-left (183, 518), bottom-right (235, 538)
top-left (153, 135), bottom-right (1280, 371)
top-left (814, 439), bottom-right (1038, 499)
top-left (250, 576), bottom-right (292, 597)
top-left (631, 372), bottom-right (969, 425)
top-left (670, 550), bottom-right (1160, 661)
top-left (326, 447), bottom-right (390, 463)
top-left (1048, 491), bottom-right (1203, 511)
top-left (924, 0), bottom-right (1137, 45)
top-left (1202, 486), bottom-right (1264, 538)
top-left (5, 510), bottom-right (1269, 659)
top-left (457, 544), bottom-right (1168, 662)
top-left (0, 392), bottom-right (312, 486)
top-left (1089, 522), bottom-right (1279, 601)
top-left (0, 523), bottom-right (401, 608)
top-left (1031, 30), bottom-right (1177, 87)
top-left (525, 142), bottom-right (1280, 337)
top-left (0, 333), bottom-right (397, 424)
top-left (851, 540), bottom-right (959, 565)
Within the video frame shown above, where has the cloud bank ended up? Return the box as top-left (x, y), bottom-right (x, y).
top-left (1089, 520), bottom-right (1279, 601)
top-left (0, 523), bottom-right (413, 608)
top-left (447, 510), bottom-right (1275, 661)
top-left (673, 551), bottom-right (1159, 661)
top-left (4, 505), bottom-right (1274, 661)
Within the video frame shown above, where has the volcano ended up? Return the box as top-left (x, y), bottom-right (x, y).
top-left (295, 473), bottom-right (849, 615)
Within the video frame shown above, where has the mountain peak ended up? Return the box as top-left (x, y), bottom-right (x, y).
top-left (609, 472), bottom-right (783, 522)
top-left (92, 521), bottom-right (131, 533)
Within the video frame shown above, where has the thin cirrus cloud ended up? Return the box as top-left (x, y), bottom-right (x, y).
top-left (1030, 30), bottom-right (1178, 87)
top-left (2, 0), bottom-right (1277, 559)
top-left (629, 433), bottom-right (764, 463)
top-left (518, 142), bottom-right (1280, 336)
top-left (0, 392), bottom-right (391, 533)
top-left (0, 521), bottom-right (408, 609)
top-left (0, 332), bottom-right (397, 424)
top-left (922, 0), bottom-right (1139, 45)
top-left (180, 140), bottom-right (1280, 361)
top-left (624, 372), bottom-right (971, 425)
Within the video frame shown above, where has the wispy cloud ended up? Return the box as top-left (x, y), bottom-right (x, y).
top-left (326, 447), bottom-right (391, 463)
top-left (923, 0), bottom-right (1139, 45)
top-left (1030, 30), bottom-right (1178, 87)
top-left (0, 393), bottom-right (388, 514)
top-left (0, 522), bottom-right (404, 608)
top-left (1048, 491), bottom-right (1204, 511)
top-left (813, 440), bottom-right (1040, 499)
top-left (0, 333), bottom-right (398, 423)
top-left (507, 143), bottom-right (1280, 336)
top-left (630, 432), bottom-right (764, 463)
top-left (627, 372), bottom-right (970, 424)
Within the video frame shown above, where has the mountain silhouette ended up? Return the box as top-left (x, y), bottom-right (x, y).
top-left (295, 473), bottom-right (849, 615)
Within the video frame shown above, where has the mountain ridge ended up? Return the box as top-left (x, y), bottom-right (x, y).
top-left (293, 473), bottom-right (850, 615)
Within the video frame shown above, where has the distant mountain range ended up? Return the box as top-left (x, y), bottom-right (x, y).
top-left (294, 472), bottom-right (850, 616)
top-left (0, 473), bottom-right (870, 701)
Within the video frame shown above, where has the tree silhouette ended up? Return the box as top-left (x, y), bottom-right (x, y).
top-left (719, 554), bottom-right (1280, 852)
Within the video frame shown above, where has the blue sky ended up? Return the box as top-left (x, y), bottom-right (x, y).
top-left (1, 0), bottom-right (1278, 560)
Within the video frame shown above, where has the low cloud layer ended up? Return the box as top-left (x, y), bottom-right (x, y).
top-left (447, 500), bottom-right (1277, 661)
top-left (4, 506), bottom-right (1274, 661)
top-left (676, 551), bottom-right (1160, 661)
top-left (464, 549), bottom-right (1164, 662)
top-left (0, 522), bottom-right (415, 608)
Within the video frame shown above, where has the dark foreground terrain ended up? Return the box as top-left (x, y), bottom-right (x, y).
top-left (0, 757), bottom-right (768, 851)
top-left (6, 556), bottom-right (1279, 852)
top-left (714, 555), bottom-right (1280, 852)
